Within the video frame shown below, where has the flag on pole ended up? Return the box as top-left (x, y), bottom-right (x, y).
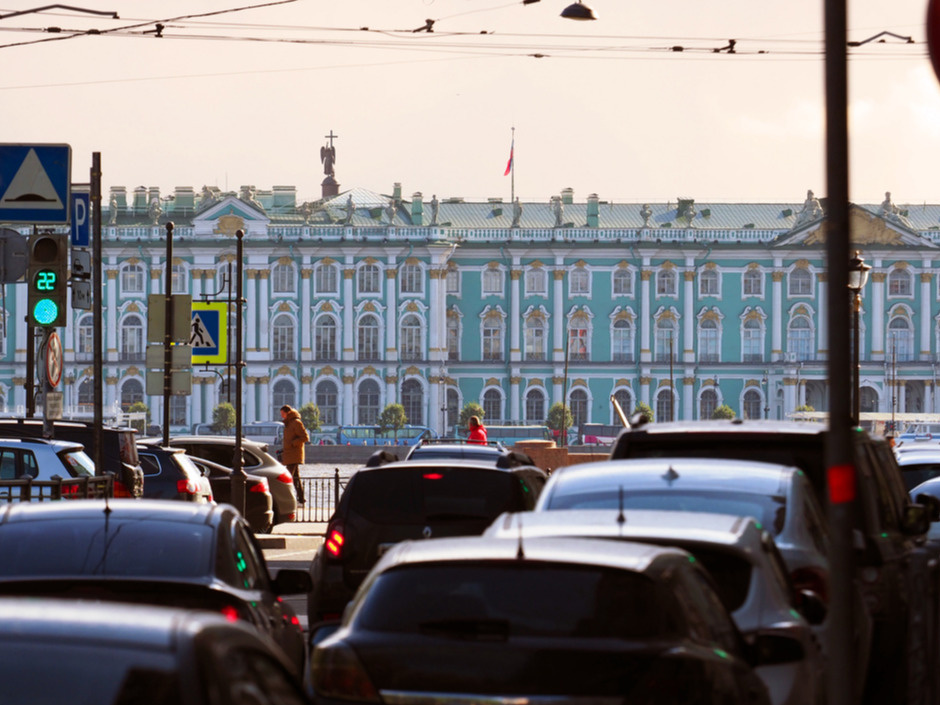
top-left (503, 137), bottom-right (514, 176)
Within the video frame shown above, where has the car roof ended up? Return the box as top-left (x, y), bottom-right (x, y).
top-left (487, 508), bottom-right (762, 549)
top-left (896, 450), bottom-right (940, 465)
top-left (375, 534), bottom-right (690, 575)
top-left (169, 435), bottom-right (267, 447)
top-left (547, 457), bottom-right (799, 496)
top-left (0, 498), bottom-right (228, 526)
top-left (0, 437), bottom-right (83, 451)
top-left (616, 419), bottom-right (830, 438)
top-left (359, 458), bottom-right (545, 475)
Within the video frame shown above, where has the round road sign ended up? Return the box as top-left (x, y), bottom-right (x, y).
top-left (45, 331), bottom-right (63, 388)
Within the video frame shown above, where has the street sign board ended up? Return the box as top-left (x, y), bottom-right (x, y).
top-left (191, 301), bottom-right (228, 364)
top-left (71, 249), bottom-right (91, 278)
top-left (0, 228), bottom-right (28, 283)
top-left (146, 370), bottom-right (192, 396)
top-left (45, 331), bottom-right (63, 388)
top-left (71, 280), bottom-right (91, 310)
top-left (70, 191), bottom-right (90, 247)
top-left (0, 144), bottom-right (71, 224)
top-left (147, 294), bottom-right (193, 344)
top-left (43, 391), bottom-right (63, 420)
top-left (146, 343), bottom-right (192, 370)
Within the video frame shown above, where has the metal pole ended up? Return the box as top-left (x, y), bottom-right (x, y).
top-left (824, 0), bottom-right (856, 701)
top-left (231, 229), bottom-right (246, 517)
top-left (561, 326), bottom-right (570, 447)
top-left (852, 293), bottom-right (861, 426)
top-left (162, 222), bottom-right (173, 447)
top-left (91, 153), bottom-right (102, 473)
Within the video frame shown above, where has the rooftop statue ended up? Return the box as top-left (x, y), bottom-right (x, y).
top-left (792, 189), bottom-right (823, 227)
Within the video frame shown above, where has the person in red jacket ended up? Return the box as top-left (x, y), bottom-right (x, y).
top-left (467, 416), bottom-right (487, 445)
top-left (280, 405), bottom-right (310, 505)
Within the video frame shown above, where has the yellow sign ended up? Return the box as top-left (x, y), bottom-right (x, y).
top-left (191, 301), bottom-right (228, 364)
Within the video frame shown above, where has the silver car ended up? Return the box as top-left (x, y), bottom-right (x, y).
top-left (485, 508), bottom-right (825, 705)
top-left (0, 437), bottom-right (103, 501)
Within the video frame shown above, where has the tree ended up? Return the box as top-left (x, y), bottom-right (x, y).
top-left (127, 401), bottom-right (148, 435)
top-left (459, 402), bottom-right (485, 431)
top-left (546, 402), bottom-right (573, 444)
top-left (212, 402), bottom-right (236, 434)
top-left (378, 403), bottom-right (408, 443)
top-left (633, 401), bottom-right (654, 424)
top-left (711, 404), bottom-right (736, 420)
top-left (300, 402), bottom-right (321, 431)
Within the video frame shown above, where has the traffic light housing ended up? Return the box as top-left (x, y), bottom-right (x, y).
top-left (27, 232), bottom-right (68, 328)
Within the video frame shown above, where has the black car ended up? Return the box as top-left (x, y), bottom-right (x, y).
top-left (404, 438), bottom-right (534, 466)
top-left (0, 500), bottom-right (312, 675)
top-left (137, 443), bottom-right (214, 503)
top-left (307, 457), bottom-right (548, 621)
top-left (311, 536), bottom-right (775, 705)
top-left (188, 455), bottom-right (275, 534)
top-left (0, 598), bottom-right (309, 705)
top-left (608, 418), bottom-right (933, 705)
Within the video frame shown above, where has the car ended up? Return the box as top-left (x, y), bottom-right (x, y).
top-left (166, 435), bottom-right (297, 525)
top-left (311, 535), bottom-right (777, 705)
top-left (0, 418), bottom-right (144, 498)
top-left (0, 436), bottom-right (111, 502)
top-left (485, 509), bottom-right (826, 705)
top-left (607, 418), bottom-right (932, 705)
top-left (0, 500), bottom-right (312, 675)
top-left (307, 456), bottom-right (548, 622)
top-left (895, 449), bottom-right (940, 491)
top-left (137, 443), bottom-right (214, 503)
top-left (187, 455), bottom-right (274, 533)
top-left (403, 438), bottom-right (534, 466)
top-left (0, 597), bottom-right (309, 705)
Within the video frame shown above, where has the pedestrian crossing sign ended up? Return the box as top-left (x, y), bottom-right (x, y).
top-left (191, 301), bottom-right (228, 364)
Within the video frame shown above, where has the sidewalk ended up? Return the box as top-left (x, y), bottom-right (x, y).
top-left (256, 518), bottom-right (327, 549)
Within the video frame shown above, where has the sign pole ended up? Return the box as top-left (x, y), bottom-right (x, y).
top-left (163, 222), bottom-right (173, 447)
top-left (91, 153), bottom-right (103, 473)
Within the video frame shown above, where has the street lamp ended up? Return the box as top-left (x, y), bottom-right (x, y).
top-left (847, 251), bottom-right (871, 427)
top-left (560, 1), bottom-right (596, 20)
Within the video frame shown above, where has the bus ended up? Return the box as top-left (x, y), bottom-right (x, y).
top-left (474, 425), bottom-right (553, 447)
top-left (578, 423), bottom-right (625, 447)
top-left (337, 424), bottom-right (435, 446)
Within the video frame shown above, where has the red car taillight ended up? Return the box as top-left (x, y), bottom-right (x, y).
top-left (113, 481), bottom-right (133, 498)
top-left (177, 478), bottom-right (200, 495)
top-left (791, 566), bottom-right (829, 604)
top-left (312, 643), bottom-right (380, 703)
top-left (325, 524), bottom-right (346, 558)
top-left (220, 605), bottom-right (241, 623)
top-left (276, 472), bottom-right (292, 485)
top-left (249, 482), bottom-right (268, 494)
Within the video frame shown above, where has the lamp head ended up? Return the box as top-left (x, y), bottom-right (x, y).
top-left (847, 250), bottom-right (871, 293)
top-left (561, 1), bottom-right (597, 20)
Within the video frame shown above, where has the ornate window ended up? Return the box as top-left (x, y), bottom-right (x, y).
top-left (272, 263), bottom-right (294, 294)
top-left (888, 268), bottom-right (913, 297)
top-left (483, 388), bottom-right (503, 423)
top-left (315, 262), bottom-right (339, 295)
top-left (482, 315), bottom-right (504, 361)
top-left (698, 318), bottom-right (720, 363)
top-left (655, 388), bottom-right (675, 422)
top-left (656, 269), bottom-right (677, 297)
top-left (400, 263), bottom-right (423, 296)
top-left (787, 315), bottom-right (814, 361)
top-left (171, 264), bottom-right (187, 294)
top-left (699, 269), bottom-right (720, 297)
top-left (524, 316), bottom-right (546, 361)
top-left (525, 388), bottom-right (545, 423)
top-left (612, 269), bottom-right (632, 296)
top-left (568, 313), bottom-right (590, 361)
top-left (170, 396), bottom-right (187, 426)
top-left (120, 314), bottom-right (145, 362)
top-left (887, 316), bottom-right (914, 362)
top-left (447, 315), bottom-right (460, 361)
top-left (788, 268), bottom-right (813, 297)
top-left (400, 314), bottom-right (423, 362)
top-left (612, 388), bottom-right (633, 419)
top-left (316, 380), bottom-right (338, 427)
top-left (78, 378), bottom-right (94, 408)
top-left (315, 315), bottom-right (337, 361)
top-left (120, 379), bottom-right (144, 410)
top-left (402, 379), bottom-right (423, 426)
top-left (121, 263), bottom-right (144, 294)
top-left (272, 314), bottom-right (295, 361)
top-left (569, 267), bottom-right (590, 296)
top-left (526, 267), bottom-right (547, 296)
top-left (76, 316), bottom-right (93, 362)
top-left (357, 314), bottom-right (381, 361)
top-left (482, 268), bottom-right (503, 296)
top-left (742, 317), bottom-right (763, 362)
top-left (700, 388), bottom-right (718, 420)
top-left (612, 319), bottom-right (634, 363)
top-left (357, 379), bottom-right (380, 425)
top-left (743, 269), bottom-right (763, 297)
top-left (743, 389), bottom-right (762, 420)
top-left (655, 317), bottom-right (678, 362)
top-left (357, 263), bottom-right (381, 295)
top-left (445, 266), bottom-right (460, 295)
top-left (569, 388), bottom-right (588, 428)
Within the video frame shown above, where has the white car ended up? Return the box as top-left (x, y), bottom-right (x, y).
top-left (485, 508), bottom-right (825, 705)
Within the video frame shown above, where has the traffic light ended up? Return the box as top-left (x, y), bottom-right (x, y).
top-left (27, 232), bottom-right (68, 328)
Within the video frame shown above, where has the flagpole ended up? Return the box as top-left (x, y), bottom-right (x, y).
top-left (510, 126), bottom-right (515, 204)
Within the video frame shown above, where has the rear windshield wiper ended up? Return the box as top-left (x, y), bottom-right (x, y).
top-left (418, 618), bottom-right (510, 641)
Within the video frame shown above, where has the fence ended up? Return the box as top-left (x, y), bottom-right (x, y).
top-left (293, 470), bottom-right (347, 523)
top-left (0, 475), bottom-right (113, 503)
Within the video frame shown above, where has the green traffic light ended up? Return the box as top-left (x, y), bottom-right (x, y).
top-left (33, 299), bottom-right (58, 326)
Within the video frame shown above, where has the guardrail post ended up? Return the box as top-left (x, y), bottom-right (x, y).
top-left (334, 468), bottom-right (340, 508)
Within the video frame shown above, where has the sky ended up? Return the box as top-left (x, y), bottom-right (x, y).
top-left (2, 0), bottom-right (939, 207)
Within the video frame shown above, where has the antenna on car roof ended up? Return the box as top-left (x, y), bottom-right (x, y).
top-left (516, 515), bottom-right (525, 560)
top-left (617, 486), bottom-right (625, 526)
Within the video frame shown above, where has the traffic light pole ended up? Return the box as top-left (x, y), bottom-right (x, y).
top-left (91, 152), bottom-right (103, 474)
top-left (162, 222), bottom-right (174, 447)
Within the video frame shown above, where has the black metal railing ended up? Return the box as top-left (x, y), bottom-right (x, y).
top-left (0, 475), bottom-right (113, 503)
top-left (293, 469), bottom-right (346, 523)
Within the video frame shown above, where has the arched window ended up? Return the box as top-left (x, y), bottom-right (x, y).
top-left (787, 315), bottom-right (813, 361)
top-left (400, 314), bottom-right (422, 361)
top-left (742, 318), bottom-right (763, 362)
top-left (860, 386), bottom-right (879, 414)
top-left (525, 388), bottom-right (545, 423)
top-left (272, 263), bottom-right (294, 293)
top-left (483, 388), bottom-right (502, 423)
top-left (357, 379), bottom-right (380, 425)
top-left (612, 269), bottom-right (632, 296)
top-left (482, 268), bottom-right (503, 296)
top-left (569, 388), bottom-right (588, 428)
top-left (888, 268), bottom-right (912, 297)
top-left (698, 318), bottom-right (719, 362)
top-left (612, 319), bottom-right (634, 363)
top-left (569, 267), bottom-right (590, 296)
top-left (171, 263), bottom-right (187, 294)
top-left (525, 316), bottom-right (546, 361)
top-left (526, 268), bottom-right (546, 296)
top-left (482, 317), bottom-right (503, 361)
top-left (655, 317), bottom-right (677, 362)
top-left (400, 263), bottom-right (423, 295)
top-left (272, 314), bottom-right (295, 361)
top-left (743, 269), bottom-right (763, 297)
top-left (655, 388), bottom-right (675, 422)
top-left (315, 315), bottom-right (337, 361)
top-left (613, 389), bottom-right (633, 418)
top-left (272, 379), bottom-right (295, 418)
top-left (358, 314), bottom-right (381, 361)
top-left (699, 269), bottom-right (720, 297)
top-left (358, 263), bottom-right (381, 295)
top-left (657, 269), bottom-right (676, 297)
top-left (120, 315), bottom-right (144, 362)
top-left (743, 389), bottom-right (762, 420)
top-left (568, 314), bottom-right (590, 361)
top-left (887, 316), bottom-right (914, 362)
top-left (700, 388), bottom-right (718, 419)
top-left (447, 315), bottom-right (460, 361)
top-left (76, 316), bottom-right (94, 362)
top-left (170, 397), bottom-right (187, 427)
top-left (445, 389), bottom-right (459, 433)
top-left (120, 379), bottom-right (143, 410)
top-left (121, 263), bottom-right (144, 294)
top-left (315, 262), bottom-right (338, 295)
top-left (316, 380), bottom-right (338, 426)
top-left (788, 268), bottom-right (812, 296)
top-left (78, 378), bottom-right (94, 408)
top-left (402, 379), bottom-right (423, 426)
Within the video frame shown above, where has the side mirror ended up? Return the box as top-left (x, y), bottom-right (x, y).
top-left (915, 493), bottom-right (940, 522)
top-left (272, 568), bottom-right (313, 595)
top-left (902, 503), bottom-right (931, 536)
top-left (751, 632), bottom-right (806, 665)
top-left (796, 590), bottom-right (827, 626)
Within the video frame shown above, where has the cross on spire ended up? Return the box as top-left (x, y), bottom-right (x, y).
top-left (324, 130), bottom-right (339, 148)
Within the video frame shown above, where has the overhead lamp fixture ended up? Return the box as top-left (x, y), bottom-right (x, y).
top-left (561, 1), bottom-right (596, 20)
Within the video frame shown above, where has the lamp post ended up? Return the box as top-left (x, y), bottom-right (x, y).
top-left (762, 373), bottom-right (770, 419)
top-left (847, 251), bottom-right (871, 427)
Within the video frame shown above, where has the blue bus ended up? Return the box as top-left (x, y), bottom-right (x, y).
top-left (473, 424), bottom-right (553, 447)
top-left (337, 424), bottom-right (435, 446)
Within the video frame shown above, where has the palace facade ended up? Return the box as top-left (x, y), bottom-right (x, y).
top-left (2, 182), bottom-right (938, 434)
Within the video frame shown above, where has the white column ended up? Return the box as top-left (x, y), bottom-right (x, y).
top-left (510, 264), bottom-right (521, 363)
top-left (784, 379), bottom-right (798, 414)
top-left (510, 372), bottom-right (521, 421)
top-left (343, 265), bottom-right (355, 361)
top-left (247, 377), bottom-right (257, 422)
top-left (682, 375), bottom-right (694, 421)
top-left (772, 270), bottom-right (783, 360)
top-left (816, 273), bottom-right (827, 359)
top-left (553, 267), bottom-right (565, 363)
top-left (192, 377), bottom-right (203, 427)
top-left (683, 270), bottom-right (694, 363)
top-left (106, 269), bottom-right (118, 360)
top-left (246, 271), bottom-right (258, 353)
top-left (257, 271), bottom-right (270, 354)
top-left (343, 371), bottom-right (355, 426)
top-left (259, 375), bottom-right (271, 421)
top-left (385, 261), bottom-right (398, 362)
top-left (640, 270), bottom-right (651, 363)
top-left (921, 269), bottom-right (931, 360)
top-left (871, 269), bottom-right (885, 361)
top-left (301, 265), bottom-right (312, 362)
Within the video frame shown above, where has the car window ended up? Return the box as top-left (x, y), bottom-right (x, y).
top-left (226, 524), bottom-right (268, 591)
top-left (355, 563), bottom-right (679, 639)
top-left (21, 451), bottom-right (38, 479)
top-left (174, 453), bottom-right (204, 482)
top-left (900, 462), bottom-right (940, 491)
top-left (0, 449), bottom-right (16, 480)
top-left (673, 564), bottom-right (741, 654)
top-left (139, 453), bottom-right (162, 477)
top-left (348, 468), bottom-right (519, 523)
top-left (60, 449), bottom-right (96, 478)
